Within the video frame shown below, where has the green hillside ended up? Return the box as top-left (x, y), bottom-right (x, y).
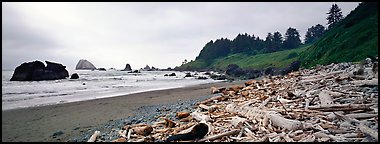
top-left (300, 2), bottom-right (378, 68)
top-left (179, 2), bottom-right (378, 71)
top-left (212, 45), bottom-right (308, 70)
top-left (180, 45), bottom-right (308, 71)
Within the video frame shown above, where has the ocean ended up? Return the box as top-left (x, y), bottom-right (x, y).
top-left (2, 70), bottom-right (222, 110)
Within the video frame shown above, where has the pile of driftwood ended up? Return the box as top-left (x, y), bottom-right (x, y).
top-left (88, 58), bottom-right (378, 142)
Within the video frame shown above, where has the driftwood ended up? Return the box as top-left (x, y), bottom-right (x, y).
top-left (133, 125), bottom-right (153, 136)
top-left (231, 116), bottom-right (247, 127)
top-left (351, 79), bottom-right (378, 86)
top-left (226, 102), bottom-right (302, 131)
top-left (198, 104), bottom-right (218, 112)
top-left (191, 111), bottom-right (211, 122)
top-left (176, 111), bottom-right (190, 119)
top-left (197, 129), bottom-right (240, 142)
top-left (318, 91), bottom-right (334, 107)
top-left (308, 104), bottom-right (373, 112)
top-left (87, 131), bottom-right (100, 142)
top-left (345, 113), bottom-right (378, 119)
top-left (359, 122), bottom-right (378, 141)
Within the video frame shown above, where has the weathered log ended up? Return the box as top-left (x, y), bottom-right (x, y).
top-left (308, 104), bottom-right (373, 112)
top-left (226, 102), bottom-right (303, 131)
top-left (127, 128), bottom-right (133, 140)
top-left (87, 130), bottom-right (100, 142)
top-left (345, 113), bottom-right (378, 119)
top-left (133, 125), bottom-right (153, 136)
top-left (318, 91), bottom-right (334, 107)
top-left (198, 104), bottom-right (217, 112)
top-left (176, 111), bottom-right (190, 119)
top-left (191, 111), bottom-right (211, 122)
top-left (268, 113), bottom-right (303, 131)
top-left (359, 122), bottom-right (378, 141)
top-left (351, 79), bottom-right (378, 86)
top-left (231, 116), bottom-right (247, 127)
top-left (197, 129), bottom-right (240, 142)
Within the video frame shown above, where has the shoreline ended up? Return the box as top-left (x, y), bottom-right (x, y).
top-left (2, 80), bottom-right (246, 142)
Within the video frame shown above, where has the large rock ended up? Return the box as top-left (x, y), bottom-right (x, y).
top-left (282, 60), bottom-right (301, 75)
top-left (70, 73), bottom-right (79, 79)
top-left (75, 59), bottom-right (96, 70)
top-left (144, 65), bottom-right (151, 71)
top-left (10, 60), bottom-right (69, 81)
top-left (123, 64), bottom-right (132, 71)
top-left (226, 64), bottom-right (245, 77)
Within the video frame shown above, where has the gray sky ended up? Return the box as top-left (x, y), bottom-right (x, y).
top-left (2, 2), bottom-right (360, 70)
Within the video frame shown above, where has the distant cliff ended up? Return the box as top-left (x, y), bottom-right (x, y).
top-left (75, 59), bottom-right (96, 70)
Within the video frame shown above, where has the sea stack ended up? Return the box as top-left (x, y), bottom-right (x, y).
top-left (10, 60), bottom-right (69, 81)
top-left (75, 59), bottom-right (96, 70)
top-left (123, 64), bottom-right (132, 71)
top-left (144, 65), bottom-right (151, 71)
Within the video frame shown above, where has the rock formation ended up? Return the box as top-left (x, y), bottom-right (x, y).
top-left (70, 73), bottom-right (79, 79)
top-left (10, 60), bottom-right (69, 81)
top-left (75, 59), bottom-right (96, 70)
top-left (144, 65), bottom-right (151, 71)
top-left (123, 64), bottom-right (132, 71)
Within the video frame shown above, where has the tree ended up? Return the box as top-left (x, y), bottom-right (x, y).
top-left (182, 59), bottom-right (188, 65)
top-left (304, 28), bottom-right (314, 44)
top-left (264, 33), bottom-right (274, 53)
top-left (327, 3), bottom-right (343, 29)
top-left (272, 32), bottom-right (283, 51)
top-left (304, 24), bottom-right (326, 44)
top-left (231, 33), bottom-right (252, 54)
top-left (283, 27), bottom-right (301, 49)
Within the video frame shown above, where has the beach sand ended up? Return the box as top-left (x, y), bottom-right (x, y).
top-left (2, 80), bottom-right (246, 142)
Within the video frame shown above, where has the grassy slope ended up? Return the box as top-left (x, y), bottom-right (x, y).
top-left (181, 45), bottom-right (309, 71)
top-left (212, 46), bottom-right (309, 70)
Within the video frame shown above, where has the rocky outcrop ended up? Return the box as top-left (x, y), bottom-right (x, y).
top-left (70, 73), bottom-right (79, 79)
top-left (123, 64), bottom-right (132, 71)
top-left (97, 68), bottom-right (106, 71)
top-left (184, 73), bottom-right (192, 77)
top-left (169, 73), bottom-right (176, 76)
top-left (281, 60), bottom-right (301, 75)
top-left (75, 59), bottom-right (96, 70)
top-left (226, 64), bottom-right (245, 77)
top-left (143, 65), bottom-right (151, 71)
top-left (10, 60), bottom-right (69, 81)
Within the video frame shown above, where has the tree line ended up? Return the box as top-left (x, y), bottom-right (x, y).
top-left (194, 3), bottom-right (343, 63)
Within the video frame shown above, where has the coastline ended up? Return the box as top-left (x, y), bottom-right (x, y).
top-left (2, 80), bottom-right (246, 142)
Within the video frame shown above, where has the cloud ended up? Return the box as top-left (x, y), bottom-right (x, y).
top-left (2, 2), bottom-right (360, 70)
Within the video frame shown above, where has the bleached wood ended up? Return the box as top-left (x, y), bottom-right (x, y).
top-left (87, 130), bottom-right (100, 142)
top-left (351, 79), bottom-right (378, 86)
top-left (191, 111), bottom-right (211, 122)
top-left (359, 122), bottom-right (378, 141)
top-left (318, 91), bottom-right (334, 107)
top-left (197, 129), bottom-right (240, 142)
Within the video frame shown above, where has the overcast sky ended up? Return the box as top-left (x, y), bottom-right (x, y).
top-left (2, 2), bottom-right (360, 70)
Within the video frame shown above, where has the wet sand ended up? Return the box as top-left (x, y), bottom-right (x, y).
top-left (2, 80), bottom-right (246, 142)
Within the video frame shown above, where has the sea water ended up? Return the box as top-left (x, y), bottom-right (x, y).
top-left (2, 70), bottom-right (221, 110)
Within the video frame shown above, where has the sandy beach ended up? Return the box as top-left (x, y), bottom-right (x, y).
top-left (2, 80), bottom-right (246, 142)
